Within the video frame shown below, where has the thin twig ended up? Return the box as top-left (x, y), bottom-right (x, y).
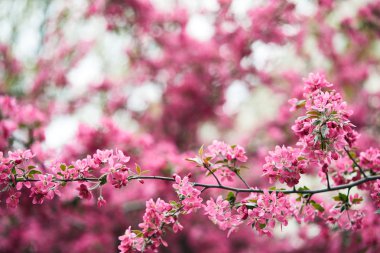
top-left (344, 147), bottom-right (367, 178)
top-left (325, 171), bottom-right (331, 190)
top-left (204, 163), bottom-right (222, 186)
top-left (234, 171), bottom-right (251, 189)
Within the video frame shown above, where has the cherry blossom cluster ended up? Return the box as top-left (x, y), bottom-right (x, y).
top-left (172, 175), bottom-right (202, 214)
top-left (370, 180), bottom-right (380, 208)
top-left (238, 192), bottom-right (293, 236)
top-left (289, 73), bottom-right (358, 166)
top-left (118, 198), bottom-right (181, 253)
top-left (0, 148), bottom-right (133, 209)
top-left (185, 140), bottom-right (248, 183)
top-left (360, 148), bottom-right (380, 173)
top-left (0, 96), bottom-right (46, 150)
top-left (204, 196), bottom-right (242, 236)
top-left (263, 146), bottom-right (307, 187)
top-left (119, 175), bottom-right (203, 252)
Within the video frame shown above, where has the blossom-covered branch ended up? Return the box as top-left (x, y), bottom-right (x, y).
top-left (2, 74), bottom-right (380, 252)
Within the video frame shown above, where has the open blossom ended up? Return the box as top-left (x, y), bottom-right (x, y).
top-left (138, 198), bottom-right (174, 249)
top-left (172, 175), bottom-right (202, 214)
top-left (360, 148), bottom-right (380, 172)
top-left (204, 196), bottom-right (242, 236)
top-left (109, 171), bottom-right (129, 188)
top-left (77, 184), bottom-right (92, 200)
top-left (93, 149), bottom-right (113, 164)
top-left (327, 206), bottom-right (365, 231)
top-left (370, 180), bottom-right (380, 207)
top-left (6, 191), bottom-right (22, 208)
top-left (263, 146), bottom-right (306, 187)
top-left (238, 191), bottom-right (293, 236)
top-left (29, 174), bottom-right (60, 204)
top-left (303, 72), bottom-right (333, 93)
top-left (118, 226), bottom-right (144, 253)
top-left (207, 140), bottom-right (248, 162)
top-left (7, 149), bottom-right (34, 164)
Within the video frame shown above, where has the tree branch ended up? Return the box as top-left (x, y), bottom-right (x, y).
top-left (15, 174), bottom-right (380, 195)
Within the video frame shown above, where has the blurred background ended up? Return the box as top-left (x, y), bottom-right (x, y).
top-left (1, 0), bottom-right (380, 252)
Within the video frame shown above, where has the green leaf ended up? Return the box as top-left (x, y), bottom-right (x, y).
top-left (259, 223), bottom-right (266, 229)
top-left (60, 164), bottom-right (66, 171)
top-left (132, 230), bottom-right (143, 237)
top-left (351, 197), bottom-right (363, 204)
top-left (349, 151), bottom-right (357, 159)
top-left (312, 119), bottom-right (321, 126)
top-left (333, 193), bottom-right (348, 203)
top-left (307, 110), bottom-right (321, 116)
top-left (339, 193), bottom-right (348, 202)
top-left (28, 165), bottom-right (36, 170)
top-left (310, 200), bottom-right (325, 212)
top-left (140, 170), bottom-right (150, 175)
top-left (313, 135), bottom-right (319, 146)
top-left (299, 115), bottom-right (311, 121)
top-left (186, 157), bottom-right (202, 165)
top-left (135, 164), bottom-right (141, 175)
top-left (28, 169), bottom-right (42, 176)
top-left (298, 186), bottom-right (310, 191)
top-left (198, 145), bottom-right (204, 156)
top-left (375, 209), bottom-right (380, 214)
top-left (170, 201), bottom-right (179, 207)
top-left (11, 167), bottom-right (16, 175)
top-left (226, 192), bottom-right (236, 206)
top-left (296, 100), bottom-right (306, 108)
top-left (245, 202), bottom-right (257, 209)
top-left (204, 156), bottom-right (213, 162)
top-left (206, 169), bottom-right (217, 176)
top-left (99, 175), bottom-right (107, 185)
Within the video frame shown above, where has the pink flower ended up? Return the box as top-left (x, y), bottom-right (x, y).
top-left (6, 191), bottom-right (21, 208)
top-left (93, 149), bottom-right (113, 164)
top-left (204, 196), bottom-right (242, 236)
top-left (8, 149), bottom-right (34, 164)
top-left (118, 226), bottom-right (144, 253)
top-left (138, 198), bottom-right (174, 249)
top-left (370, 180), bottom-right (380, 208)
top-left (115, 149), bottom-right (130, 163)
top-left (109, 171), bottom-right (128, 189)
top-left (173, 175), bottom-right (202, 214)
top-left (303, 72), bottom-right (333, 93)
top-left (263, 146), bottom-right (306, 187)
top-left (238, 192), bottom-right (293, 236)
top-left (77, 184), bottom-right (92, 200)
top-left (290, 75), bottom-right (357, 165)
top-left (97, 196), bottom-right (107, 207)
top-left (360, 148), bottom-right (380, 172)
top-left (29, 175), bottom-right (59, 204)
top-left (207, 140), bottom-right (229, 158)
top-left (207, 141), bottom-right (248, 163)
top-left (226, 145), bottom-right (248, 162)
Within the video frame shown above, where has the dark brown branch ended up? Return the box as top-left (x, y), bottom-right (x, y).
top-left (15, 173), bottom-right (380, 195)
